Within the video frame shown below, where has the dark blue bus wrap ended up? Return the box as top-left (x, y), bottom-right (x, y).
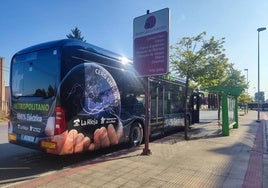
top-left (9, 39), bottom-right (196, 155)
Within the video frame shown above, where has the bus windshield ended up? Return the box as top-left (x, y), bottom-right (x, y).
top-left (11, 48), bottom-right (59, 98)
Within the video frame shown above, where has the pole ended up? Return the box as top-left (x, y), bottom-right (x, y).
top-left (244, 69), bottom-right (248, 114)
top-left (141, 9), bottom-right (152, 155)
top-left (184, 75), bottom-right (189, 140)
top-left (257, 31), bottom-right (260, 122)
top-left (256, 27), bottom-right (266, 122)
top-left (246, 70), bottom-right (248, 92)
top-left (142, 76), bottom-right (152, 155)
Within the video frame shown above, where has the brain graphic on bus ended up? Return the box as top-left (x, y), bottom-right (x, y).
top-left (83, 64), bottom-right (120, 115)
top-left (58, 62), bottom-right (121, 138)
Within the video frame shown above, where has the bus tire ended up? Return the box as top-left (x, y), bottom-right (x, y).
top-left (129, 122), bottom-right (143, 147)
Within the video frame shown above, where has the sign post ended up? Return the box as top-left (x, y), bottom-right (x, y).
top-left (133, 8), bottom-right (169, 155)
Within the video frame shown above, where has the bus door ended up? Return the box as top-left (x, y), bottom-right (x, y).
top-left (190, 92), bottom-right (204, 123)
top-left (150, 81), bottom-right (164, 134)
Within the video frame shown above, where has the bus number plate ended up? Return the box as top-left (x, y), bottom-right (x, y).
top-left (21, 135), bottom-right (35, 142)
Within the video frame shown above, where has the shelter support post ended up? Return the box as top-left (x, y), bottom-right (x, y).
top-left (233, 97), bottom-right (238, 128)
top-left (221, 93), bottom-right (229, 136)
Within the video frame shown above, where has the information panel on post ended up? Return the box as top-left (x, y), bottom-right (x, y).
top-left (133, 8), bottom-right (169, 77)
top-left (133, 8), bottom-right (170, 155)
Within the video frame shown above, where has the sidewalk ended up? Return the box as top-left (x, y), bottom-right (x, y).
top-left (6, 111), bottom-right (268, 188)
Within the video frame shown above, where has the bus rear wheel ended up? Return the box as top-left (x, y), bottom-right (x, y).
top-left (129, 122), bottom-right (143, 147)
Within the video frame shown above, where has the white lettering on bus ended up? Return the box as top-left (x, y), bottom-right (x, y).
top-left (18, 124), bottom-right (29, 131)
top-left (29, 126), bottom-right (41, 133)
top-left (95, 68), bottom-right (119, 104)
top-left (73, 118), bottom-right (99, 127)
top-left (17, 113), bottom-right (42, 122)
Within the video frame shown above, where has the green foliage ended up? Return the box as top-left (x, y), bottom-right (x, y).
top-left (189, 80), bottom-right (199, 91)
top-left (238, 92), bottom-right (251, 104)
top-left (220, 64), bottom-right (246, 91)
top-left (160, 73), bottom-right (177, 82)
top-left (66, 27), bottom-right (86, 42)
top-left (170, 32), bottom-right (225, 82)
top-left (197, 54), bottom-right (229, 89)
top-left (170, 32), bottom-right (247, 94)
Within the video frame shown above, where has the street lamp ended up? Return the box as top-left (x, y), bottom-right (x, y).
top-left (244, 68), bottom-right (249, 113)
top-left (244, 68), bottom-right (248, 93)
top-left (257, 27), bottom-right (266, 122)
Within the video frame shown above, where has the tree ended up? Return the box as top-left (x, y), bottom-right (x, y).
top-left (238, 92), bottom-right (251, 105)
top-left (66, 27), bottom-right (86, 42)
top-left (170, 32), bottom-right (226, 140)
top-left (220, 63), bottom-right (246, 90)
top-left (197, 53), bottom-right (229, 90)
top-left (170, 32), bottom-right (248, 140)
top-left (170, 32), bottom-right (226, 88)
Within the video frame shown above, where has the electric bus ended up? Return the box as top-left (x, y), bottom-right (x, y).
top-left (9, 39), bottom-right (198, 155)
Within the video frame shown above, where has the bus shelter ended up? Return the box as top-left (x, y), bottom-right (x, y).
top-left (207, 86), bottom-right (243, 136)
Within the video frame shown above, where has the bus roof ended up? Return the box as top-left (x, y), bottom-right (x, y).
top-left (14, 39), bottom-right (130, 63)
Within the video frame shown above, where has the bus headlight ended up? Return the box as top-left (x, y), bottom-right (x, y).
top-left (40, 140), bottom-right (57, 150)
top-left (8, 133), bottom-right (17, 142)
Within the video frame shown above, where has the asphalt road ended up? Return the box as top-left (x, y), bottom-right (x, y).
top-left (0, 122), bottom-right (117, 187)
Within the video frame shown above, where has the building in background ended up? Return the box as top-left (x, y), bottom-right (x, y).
top-left (255, 91), bottom-right (265, 103)
top-left (0, 57), bottom-right (8, 115)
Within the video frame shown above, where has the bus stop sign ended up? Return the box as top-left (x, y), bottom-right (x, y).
top-left (133, 8), bottom-right (169, 76)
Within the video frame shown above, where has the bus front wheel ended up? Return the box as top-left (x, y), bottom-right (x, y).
top-left (129, 122), bottom-right (143, 147)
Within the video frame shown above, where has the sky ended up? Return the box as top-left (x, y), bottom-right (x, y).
top-left (1, 0), bottom-right (268, 98)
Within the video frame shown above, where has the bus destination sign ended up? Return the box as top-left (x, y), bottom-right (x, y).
top-left (133, 8), bottom-right (169, 77)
